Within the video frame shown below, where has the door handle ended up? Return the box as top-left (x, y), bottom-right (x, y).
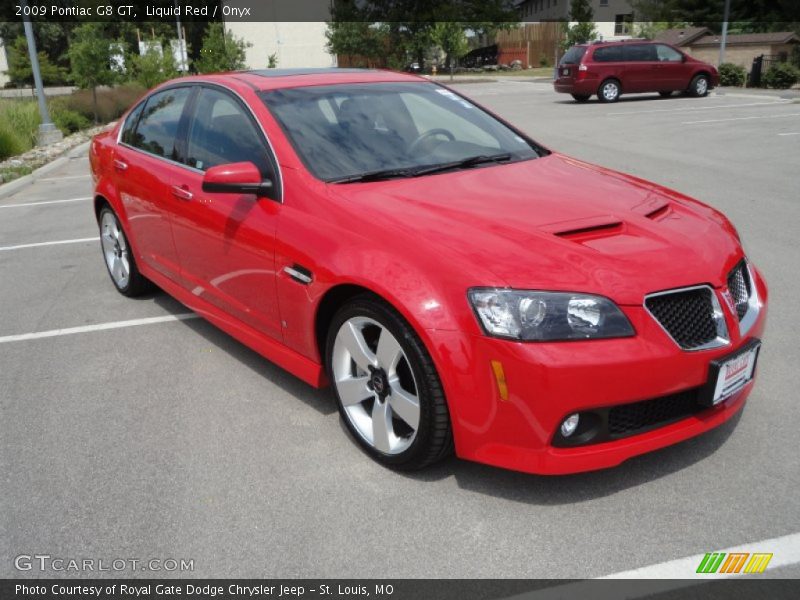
top-left (171, 185), bottom-right (193, 201)
top-left (113, 159), bottom-right (128, 171)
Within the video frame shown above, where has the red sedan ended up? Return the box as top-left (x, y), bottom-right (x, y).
top-left (90, 69), bottom-right (766, 475)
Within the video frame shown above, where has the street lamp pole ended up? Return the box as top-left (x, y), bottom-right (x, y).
top-left (719, 0), bottom-right (731, 66)
top-left (20, 0), bottom-right (62, 145)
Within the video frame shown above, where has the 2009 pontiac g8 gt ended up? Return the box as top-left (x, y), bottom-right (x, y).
top-left (90, 68), bottom-right (767, 475)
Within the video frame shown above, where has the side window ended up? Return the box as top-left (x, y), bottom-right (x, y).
top-left (656, 44), bottom-right (683, 62)
top-left (593, 46), bottom-right (623, 62)
top-left (624, 44), bottom-right (658, 62)
top-left (120, 102), bottom-right (144, 146)
top-left (186, 87), bottom-right (272, 177)
top-left (132, 87), bottom-right (191, 159)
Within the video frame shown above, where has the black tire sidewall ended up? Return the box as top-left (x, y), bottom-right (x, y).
top-left (325, 297), bottom-right (446, 469)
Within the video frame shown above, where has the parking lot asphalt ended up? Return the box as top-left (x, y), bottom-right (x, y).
top-left (2, 81), bottom-right (799, 580)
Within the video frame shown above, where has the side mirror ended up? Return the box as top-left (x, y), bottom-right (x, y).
top-left (201, 162), bottom-right (275, 199)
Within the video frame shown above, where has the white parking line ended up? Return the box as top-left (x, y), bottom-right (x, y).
top-left (0, 196), bottom-right (91, 209)
top-left (683, 112), bottom-right (800, 125)
top-left (0, 313), bottom-right (200, 344)
top-left (504, 531), bottom-right (800, 599)
top-left (0, 237), bottom-right (97, 251)
top-left (608, 100), bottom-right (790, 116)
top-left (778, 132), bottom-right (800, 136)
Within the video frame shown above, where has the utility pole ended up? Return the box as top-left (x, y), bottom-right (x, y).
top-left (174, 0), bottom-right (187, 71)
top-left (20, 0), bottom-right (62, 145)
top-left (719, 0), bottom-right (731, 65)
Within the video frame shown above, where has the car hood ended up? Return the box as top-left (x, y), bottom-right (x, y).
top-left (329, 154), bottom-right (741, 305)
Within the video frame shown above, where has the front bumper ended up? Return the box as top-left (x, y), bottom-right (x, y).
top-left (425, 269), bottom-right (767, 475)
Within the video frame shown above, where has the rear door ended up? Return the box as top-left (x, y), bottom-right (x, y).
top-left (113, 86), bottom-right (193, 282)
top-left (621, 44), bottom-right (659, 92)
top-left (169, 85), bottom-right (284, 340)
top-left (655, 44), bottom-right (689, 91)
top-left (555, 46), bottom-right (587, 86)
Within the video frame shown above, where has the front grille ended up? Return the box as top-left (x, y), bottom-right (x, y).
top-left (608, 389), bottom-right (703, 437)
top-left (727, 260), bottom-right (751, 321)
top-left (645, 287), bottom-right (722, 350)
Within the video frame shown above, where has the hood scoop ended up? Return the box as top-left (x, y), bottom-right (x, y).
top-left (543, 215), bottom-right (624, 243)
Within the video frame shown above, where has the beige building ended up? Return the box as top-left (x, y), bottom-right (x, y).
top-left (518, 0), bottom-right (635, 40)
top-left (655, 28), bottom-right (800, 71)
top-left (222, 22), bottom-right (336, 70)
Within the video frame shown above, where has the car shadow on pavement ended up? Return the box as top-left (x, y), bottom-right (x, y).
top-left (554, 94), bottom-right (690, 105)
top-left (152, 292), bottom-right (336, 417)
top-left (406, 410), bottom-right (743, 505)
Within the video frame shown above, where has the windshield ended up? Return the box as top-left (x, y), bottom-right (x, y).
top-left (260, 82), bottom-right (543, 182)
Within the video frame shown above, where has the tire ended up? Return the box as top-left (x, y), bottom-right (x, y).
top-left (597, 79), bottom-right (621, 103)
top-left (571, 94), bottom-right (591, 102)
top-left (98, 206), bottom-right (151, 297)
top-left (689, 74), bottom-right (709, 97)
top-left (659, 91), bottom-right (672, 98)
top-left (326, 295), bottom-right (453, 470)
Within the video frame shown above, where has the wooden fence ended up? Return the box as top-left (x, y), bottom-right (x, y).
top-left (496, 22), bottom-right (565, 68)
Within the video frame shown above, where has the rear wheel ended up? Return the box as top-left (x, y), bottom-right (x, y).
top-left (598, 79), bottom-right (621, 103)
top-left (99, 206), bottom-right (151, 297)
top-left (571, 94), bottom-right (591, 102)
top-left (659, 91), bottom-right (672, 97)
top-left (326, 295), bottom-right (453, 470)
top-left (689, 74), bottom-right (709, 97)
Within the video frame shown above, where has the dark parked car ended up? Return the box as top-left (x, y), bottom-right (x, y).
top-left (554, 40), bottom-right (720, 102)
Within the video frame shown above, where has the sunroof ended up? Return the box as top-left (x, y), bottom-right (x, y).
top-left (247, 68), bottom-right (375, 78)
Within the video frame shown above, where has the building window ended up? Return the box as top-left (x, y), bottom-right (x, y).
top-left (600, 0), bottom-right (608, 7)
top-left (614, 14), bottom-right (634, 36)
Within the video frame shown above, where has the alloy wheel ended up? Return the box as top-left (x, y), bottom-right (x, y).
top-left (331, 316), bottom-right (421, 455)
top-left (100, 211), bottom-right (130, 289)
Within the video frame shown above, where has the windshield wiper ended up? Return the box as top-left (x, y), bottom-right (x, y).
top-left (329, 168), bottom-right (416, 184)
top-left (409, 153), bottom-right (513, 177)
top-left (329, 153), bottom-right (514, 184)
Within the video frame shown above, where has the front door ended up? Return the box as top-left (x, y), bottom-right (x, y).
top-left (169, 85), bottom-right (284, 341)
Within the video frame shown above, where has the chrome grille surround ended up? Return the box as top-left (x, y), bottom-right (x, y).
top-left (727, 259), bottom-right (760, 337)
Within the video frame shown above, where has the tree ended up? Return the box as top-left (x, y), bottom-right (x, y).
top-left (431, 22), bottom-right (469, 80)
top-left (6, 35), bottom-right (67, 87)
top-left (325, 21), bottom-right (389, 67)
top-left (132, 44), bottom-right (179, 89)
top-left (68, 23), bottom-right (119, 123)
top-left (194, 23), bottom-right (250, 74)
top-left (563, 0), bottom-right (597, 49)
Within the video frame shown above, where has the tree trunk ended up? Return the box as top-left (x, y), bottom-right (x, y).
top-left (447, 52), bottom-right (453, 80)
top-left (92, 86), bottom-right (98, 125)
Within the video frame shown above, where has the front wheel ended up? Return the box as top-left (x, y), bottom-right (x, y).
top-left (326, 296), bottom-right (453, 470)
top-left (689, 74), bottom-right (709, 97)
top-left (99, 206), bottom-right (151, 297)
top-left (598, 79), bottom-right (621, 103)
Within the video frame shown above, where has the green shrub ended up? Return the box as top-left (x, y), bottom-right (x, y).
top-left (719, 62), bottom-right (746, 87)
top-left (60, 84), bottom-right (146, 124)
top-left (0, 100), bottom-right (40, 158)
top-left (762, 62), bottom-right (799, 89)
top-left (0, 127), bottom-right (26, 160)
top-left (50, 104), bottom-right (91, 134)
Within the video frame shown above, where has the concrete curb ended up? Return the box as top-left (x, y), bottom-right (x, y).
top-left (0, 141), bottom-right (91, 201)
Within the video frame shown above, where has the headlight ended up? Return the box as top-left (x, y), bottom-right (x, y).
top-left (468, 288), bottom-right (635, 341)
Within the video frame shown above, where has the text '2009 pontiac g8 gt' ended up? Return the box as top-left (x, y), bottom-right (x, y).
top-left (90, 68), bottom-right (767, 475)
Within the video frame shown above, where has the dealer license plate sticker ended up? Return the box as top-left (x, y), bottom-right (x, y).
top-left (711, 344), bottom-right (759, 405)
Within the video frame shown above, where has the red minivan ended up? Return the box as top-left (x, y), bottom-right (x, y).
top-left (554, 40), bottom-right (719, 102)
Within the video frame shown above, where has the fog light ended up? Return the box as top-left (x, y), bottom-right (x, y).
top-left (560, 414), bottom-right (580, 437)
